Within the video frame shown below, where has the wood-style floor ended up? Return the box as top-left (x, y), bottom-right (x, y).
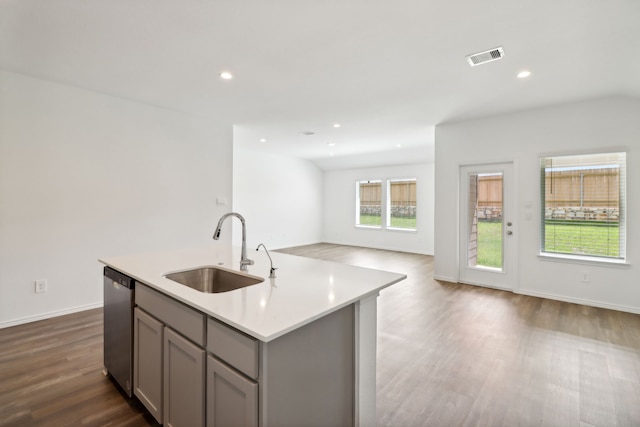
top-left (2, 243), bottom-right (640, 426)
top-left (278, 244), bottom-right (640, 427)
top-left (0, 308), bottom-right (156, 427)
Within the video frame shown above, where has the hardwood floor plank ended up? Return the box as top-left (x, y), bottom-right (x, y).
top-left (579, 350), bottom-right (617, 426)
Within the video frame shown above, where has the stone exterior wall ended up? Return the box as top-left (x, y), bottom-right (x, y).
top-left (544, 207), bottom-right (619, 221)
top-left (476, 206), bottom-right (502, 221)
top-left (475, 206), bottom-right (619, 222)
top-left (360, 205), bottom-right (416, 217)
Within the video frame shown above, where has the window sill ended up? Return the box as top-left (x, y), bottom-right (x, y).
top-left (386, 227), bottom-right (417, 233)
top-left (355, 225), bottom-right (382, 230)
top-left (354, 225), bottom-right (418, 233)
top-left (538, 252), bottom-right (630, 268)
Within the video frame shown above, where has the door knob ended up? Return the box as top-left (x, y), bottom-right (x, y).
top-left (507, 230), bottom-right (513, 235)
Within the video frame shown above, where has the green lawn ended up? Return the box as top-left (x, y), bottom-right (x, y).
top-left (476, 221), bottom-right (621, 268)
top-left (390, 216), bottom-right (417, 229)
top-left (544, 221), bottom-right (620, 257)
top-left (477, 222), bottom-right (503, 268)
top-left (359, 214), bottom-right (382, 226)
top-left (359, 215), bottom-right (416, 229)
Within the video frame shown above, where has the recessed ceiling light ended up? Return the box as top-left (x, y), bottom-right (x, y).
top-left (220, 71), bottom-right (233, 80)
top-left (327, 142), bottom-right (336, 147)
top-left (396, 144), bottom-right (402, 148)
top-left (259, 138), bottom-right (267, 143)
top-left (333, 123), bottom-right (341, 128)
top-left (517, 70), bottom-right (531, 79)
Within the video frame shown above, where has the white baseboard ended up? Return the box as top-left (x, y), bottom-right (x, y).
top-left (433, 275), bottom-right (457, 283)
top-left (433, 276), bottom-right (640, 315)
top-left (516, 289), bottom-right (640, 315)
top-left (323, 240), bottom-right (433, 256)
top-left (0, 302), bottom-right (104, 329)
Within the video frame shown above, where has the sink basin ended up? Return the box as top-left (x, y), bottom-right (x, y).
top-left (164, 267), bottom-right (264, 293)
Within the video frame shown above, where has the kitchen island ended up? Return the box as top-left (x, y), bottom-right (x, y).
top-left (100, 246), bottom-right (406, 427)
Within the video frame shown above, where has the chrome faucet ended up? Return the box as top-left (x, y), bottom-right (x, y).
top-left (213, 212), bottom-right (254, 271)
top-left (256, 243), bottom-right (277, 278)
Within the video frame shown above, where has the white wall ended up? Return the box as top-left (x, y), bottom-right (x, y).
top-left (0, 71), bottom-right (233, 327)
top-left (232, 146), bottom-right (323, 250)
top-left (323, 163), bottom-right (434, 255)
top-left (434, 96), bottom-right (640, 313)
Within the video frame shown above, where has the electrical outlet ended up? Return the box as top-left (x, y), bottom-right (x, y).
top-left (580, 272), bottom-right (590, 283)
top-left (35, 279), bottom-right (47, 294)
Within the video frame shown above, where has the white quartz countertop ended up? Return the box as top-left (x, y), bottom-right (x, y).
top-left (100, 245), bottom-right (406, 342)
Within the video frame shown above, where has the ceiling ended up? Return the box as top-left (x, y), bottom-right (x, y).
top-left (1, 0), bottom-right (639, 170)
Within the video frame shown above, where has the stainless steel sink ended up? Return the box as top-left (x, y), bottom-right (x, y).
top-left (164, 267), bottom-right (263, 293)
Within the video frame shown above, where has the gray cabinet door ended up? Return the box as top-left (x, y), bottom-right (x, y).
top-left (133, 307), bottom-right (163, 424)
top-left (207, 355), bottom-right (258, 427)
top-left (164, 327), bottom-right (205, 427)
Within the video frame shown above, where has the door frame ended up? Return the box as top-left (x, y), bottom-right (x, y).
top-left (458, 161), bottom-right (518, 291)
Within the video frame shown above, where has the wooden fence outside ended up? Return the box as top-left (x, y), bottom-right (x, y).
top-left (359, 181), bottom-right (416, 206)
top-left (544, 169), bottom-right (619, 208)
top-left (473, 170), bottom-right (620, 222)
top-left (477, 174), bottom-right (502, 208)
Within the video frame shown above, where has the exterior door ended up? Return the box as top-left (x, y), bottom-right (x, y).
top-left (459, 163), bottom-right (516, 290)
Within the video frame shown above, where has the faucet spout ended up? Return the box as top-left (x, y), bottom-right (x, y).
top-left (213, 212), bottom-right (254, 271)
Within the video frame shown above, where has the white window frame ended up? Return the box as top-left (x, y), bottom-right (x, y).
top-left (539, 152), bottom-right (626, 264)
top-left (355, 179), bottom-right (382, 229)
top-left (355, 178), bottom-right (418, 231)
top-left (386, 178), bottom-right (417, 231)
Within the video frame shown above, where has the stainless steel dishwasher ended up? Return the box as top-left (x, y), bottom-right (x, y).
top-left (103, 266), bottom-right (135, 397)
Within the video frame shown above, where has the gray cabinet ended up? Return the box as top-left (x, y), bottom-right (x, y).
top-left (206, 318), bottom-right (258, 427)
top-left (134, 284), bottom-right (206, 427)
top-left (132, 283), bottom-right (355, 427)
top-left (133, 307), bottom-right (163, 423)
top-left (207, 355), bottom-right (258, 427)
top-left (259, 304), bottom-right (355, 427)
top-left (164, 327), bottom-right (205, 427)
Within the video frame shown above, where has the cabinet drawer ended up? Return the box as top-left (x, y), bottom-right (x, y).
top-left (207, 318), bottom-right (258, 379)
top-left (136, 284), bottom-right (205, 346)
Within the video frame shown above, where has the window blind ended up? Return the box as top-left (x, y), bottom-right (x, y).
top-left (540, 152), bottom-right (626, 260)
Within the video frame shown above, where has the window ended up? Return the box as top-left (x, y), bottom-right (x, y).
top-left (469, 172), bottom-right (504, 268)
top-left (540, 152), bottom-right (626, 261)
top-left (387, 179), bottom-right (417, 230)
top-left (356, 180), bottom-right (382, 227)
top-left (356, 178), bottom-right (418, 230)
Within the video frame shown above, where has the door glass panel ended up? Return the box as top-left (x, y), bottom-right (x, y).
top-left (467, 172), bottom-right (503, 270)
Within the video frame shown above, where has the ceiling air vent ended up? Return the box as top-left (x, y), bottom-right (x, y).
top-left (466, 47), bottom-right (505, 67)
